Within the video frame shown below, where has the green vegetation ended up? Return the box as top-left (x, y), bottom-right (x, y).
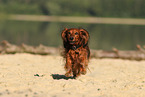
top-left (0, 0), bottom-right (145, 18)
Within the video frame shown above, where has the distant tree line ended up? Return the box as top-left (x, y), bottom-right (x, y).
top-left (0, 0), bottom-right (145, 18)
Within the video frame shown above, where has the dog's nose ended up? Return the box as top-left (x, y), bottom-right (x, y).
top-left (70, 37), bottom-right (74, 40)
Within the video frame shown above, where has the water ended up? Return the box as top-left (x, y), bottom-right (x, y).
top-left (0, 20), bottom-right (144, 50)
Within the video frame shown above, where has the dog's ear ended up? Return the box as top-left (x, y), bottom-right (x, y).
top-left (80, 28), bottom-right (89, 45)
top-left (61, 28), bottom-right (68, 42)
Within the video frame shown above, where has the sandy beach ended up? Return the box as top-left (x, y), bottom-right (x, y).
top-left (0, 53), bottom-right (145, 97)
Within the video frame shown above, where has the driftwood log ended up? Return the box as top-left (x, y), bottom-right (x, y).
top-left (0, 40), bottom-right (60, 55)
top-left (0, 40), bottom-right (145, 61)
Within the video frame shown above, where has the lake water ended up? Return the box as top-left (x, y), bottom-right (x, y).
top-left (0, 20), bottom-right (144, 50)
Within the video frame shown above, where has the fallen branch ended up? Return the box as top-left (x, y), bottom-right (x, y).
top-left (0, 40), bottom-right (60, 55)
top-left (0, 40), bottom-right (145, 60)
top-left (91, 47), bottom-right (145, 60)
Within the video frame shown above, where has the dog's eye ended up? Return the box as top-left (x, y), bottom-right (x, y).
top-left (75, 32), bottom-right (78, 35)
top-left (68, 32), bottom-right (71, 34)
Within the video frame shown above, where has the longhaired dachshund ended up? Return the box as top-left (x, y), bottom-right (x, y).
top-left (61, 28), bottom-right (90, 78)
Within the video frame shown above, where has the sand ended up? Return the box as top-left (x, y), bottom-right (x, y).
top-left (0, 53), bottom-right (145, 97)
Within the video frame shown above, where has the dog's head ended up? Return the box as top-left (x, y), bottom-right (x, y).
top-left (61, 28), bottom-right (89, 46)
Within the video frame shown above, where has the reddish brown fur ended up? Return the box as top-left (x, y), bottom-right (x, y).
top-left (61, 28), bottom-right (90, 78)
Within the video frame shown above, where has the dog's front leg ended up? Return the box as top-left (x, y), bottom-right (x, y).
top-left (79, 54), bottom-right (88, 75)
top-left (64, 54), bottom-right (72, 77)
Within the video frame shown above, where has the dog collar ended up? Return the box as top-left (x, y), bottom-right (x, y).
top-left (71, 42), bottom-right (88, 50)
top-left (71, 45), bottom-right (81, 50)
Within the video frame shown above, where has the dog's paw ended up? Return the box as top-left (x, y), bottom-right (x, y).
top-left (81, 70), bottom-right (87, 75)
top-left (65, 73), bottom-right (71, 77)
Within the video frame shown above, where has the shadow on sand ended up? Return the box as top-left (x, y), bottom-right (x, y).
top-left (51, 74), bottom-right (75, 80)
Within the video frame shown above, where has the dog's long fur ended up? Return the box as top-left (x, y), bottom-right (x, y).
top-left (61, 28), bottom-right (90, 78)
